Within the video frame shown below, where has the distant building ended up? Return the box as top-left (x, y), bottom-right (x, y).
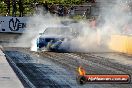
top-left (72, 0), bottom-right (117, 17)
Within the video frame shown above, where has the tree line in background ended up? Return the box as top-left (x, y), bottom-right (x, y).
top-left (0, 0), bottom-right (96, 16)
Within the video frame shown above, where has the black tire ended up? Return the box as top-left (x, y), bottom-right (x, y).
top-left (76, 76), bottom-right (87, 85)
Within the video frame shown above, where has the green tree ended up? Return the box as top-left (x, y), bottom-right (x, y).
top-left (0, 0), bottom-right (85, 16)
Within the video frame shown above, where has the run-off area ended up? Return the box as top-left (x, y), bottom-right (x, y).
top-left (4, 50), bottom-right (132, 88)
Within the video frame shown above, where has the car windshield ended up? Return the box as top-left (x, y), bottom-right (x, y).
top-left (43, 27), bottom-right (73, 35)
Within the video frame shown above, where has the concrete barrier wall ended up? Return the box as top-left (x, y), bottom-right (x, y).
top-left (126, 36), bottom-right (132, 54)
top-left (0, 17), bottom-right (27, 33)
top-left (0, 47), bottom-right (24, 88)
top-left (109, 35), bottom-right (132, 55)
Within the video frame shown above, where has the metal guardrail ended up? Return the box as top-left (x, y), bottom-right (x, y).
top-left (4, 53), bottom-right (36, 88)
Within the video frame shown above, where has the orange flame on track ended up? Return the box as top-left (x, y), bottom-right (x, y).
top-left (78, 66), bottom-right (86, 76)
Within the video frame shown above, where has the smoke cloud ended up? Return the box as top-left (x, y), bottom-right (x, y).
top-left (16, 0), bottom-right (132, 52)
top-left (16, 13), bottom-right (62, 47)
